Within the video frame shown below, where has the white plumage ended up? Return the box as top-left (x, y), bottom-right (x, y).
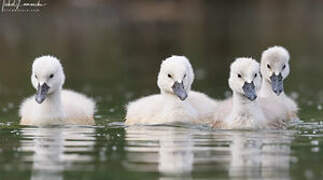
top-left (125, 55), bottom-right (217, 125)
top-left (19, 56), bottom-right (95, 126)
top-left (212, 58), bottom-right (288, 129)
top-left (259, 46), bottom-right (299, 123)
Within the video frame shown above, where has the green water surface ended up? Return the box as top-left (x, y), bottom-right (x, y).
top-left (1, 1), bottom-right (323, 179)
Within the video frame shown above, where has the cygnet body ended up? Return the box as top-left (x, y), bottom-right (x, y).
top-left (259, 46), bottom-right (299, 123)
top-left (19, 56), bottom-right (95, 126)
top-left (125, 55), bottom-right (217, 125)
top-left (213, 58), bottom-right (266, 129)
top-left (213, 57), bottom-right (289, 129)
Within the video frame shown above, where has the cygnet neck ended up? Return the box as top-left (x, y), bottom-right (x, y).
top-left (232, 91), bottom-right (258, 111)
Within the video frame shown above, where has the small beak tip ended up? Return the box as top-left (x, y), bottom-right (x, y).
top-left (180, 95), bottom-right (188, 101)
top-left (247, 95), bottom-right (257, 101)
top-left (35, 97), bottom-right (44, 104)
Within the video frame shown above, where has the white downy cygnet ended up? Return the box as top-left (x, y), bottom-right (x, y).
top-left (125, 55), bottom-right (217, 125)
top-left (259, 46), bottom-right (299, 122)
top-left (19, 56), bottom-right (96, 126)
top-left (212, 58), bottom-right (267, 129)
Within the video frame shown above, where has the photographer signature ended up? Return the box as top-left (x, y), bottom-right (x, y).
top-left (2, 0), bottom-right (46, 12)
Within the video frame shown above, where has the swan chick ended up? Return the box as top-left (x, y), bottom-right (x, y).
top-left (259, 46), bottom-right (299, 122)
top-left (125, 55), bottom-right (217, 125)
top-left (212, 57), bottom-right (266, 129)
top-left (19, 56), bottom-right (95, 126)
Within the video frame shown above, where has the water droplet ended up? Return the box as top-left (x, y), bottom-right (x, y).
top-left (95, 115), bottom-right (102, 118)
top-left (305, 170), bottom-right (314, 179)
top-left (290, 92), bottom-right (299, 100)
top-left (312, 147), bottom-right (320, 152)
top-left (7, 103), bottom-right (14, 109)
top-left (317, 105), bottom-right (322, 111)
top-left (311, 140), bottom-right (319, 146)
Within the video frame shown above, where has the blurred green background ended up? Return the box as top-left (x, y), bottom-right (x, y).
top-left (1, 0), bottom-right (323, 122)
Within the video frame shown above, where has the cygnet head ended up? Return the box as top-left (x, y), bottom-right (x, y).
top-left (261, 46), bottom-right (290, 96)
top-left (31, 56), bottom-right (65, 104)
top-left (157, 55), bottom-right (194, 101)
top-left (229, 57), bottom-right (262, 101)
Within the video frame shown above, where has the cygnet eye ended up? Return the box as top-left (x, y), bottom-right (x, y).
top-left (267, 64), bottom-right (271, 69)
top-left (168, 74), bottom-right (172, 78)
top-left (237, 74), bottom-right (242, 78)
top-left (254, 73), bottom-right (257, 78)
top-left (35, 75), bottom-right (38, 79)
top-left (184, 74), bottom-right (186, 78)
top-left (282, 64), bottom-right (286, 70)
top-left (49, 74), bottom-right (54, 79)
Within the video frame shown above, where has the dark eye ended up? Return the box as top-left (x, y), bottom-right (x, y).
top-left (282, 64), bottom-right (286, 70)
top-left (168, 74), bottom-right (172, 78)
top-left (267, 64), bottom-right (271, 69)
top-left (49, 74), bottom-right (54, 79)
top-left (184, 74), bottom-right (186, 78)
top-left (237, 74), bottom-right (242, 78)
top-left (254, 73), bottom-right (257, 78)
top-left (35, 75), bottom-right (38, 79)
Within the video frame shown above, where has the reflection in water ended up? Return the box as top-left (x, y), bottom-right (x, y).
top-left (229, 131), bottom-right (295, 179)
top-left (20, 126), bottom-right (96, 180)
top-left (30, 128), bottom-right (64, 180)
top-left (125, 126), bottom-right (194, 179)
top-left (125, 125), bottom-right (296, 180)
top-left (11, 124), bottom-right (297, 180)
top-left (158, 129), bottom-right (193, 176)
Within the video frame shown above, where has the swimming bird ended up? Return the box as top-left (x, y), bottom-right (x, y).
top-left (259, 46), bottom-right (299, 122)
top-left (125, 55), bottom-right (217, 125)
top-left (19, 56), bottom-right (95, 126)
top-left (212, 58), bottom-right (271, 129)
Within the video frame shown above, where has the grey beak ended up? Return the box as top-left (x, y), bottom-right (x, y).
top-left (35, 83), bottom-right (50, 104)
top-left (270, 73), bottom-right (284, 96)
top-left (242, 81), bottom-right (257, 101)
top-left (172, 81), bottom-right (188, 101)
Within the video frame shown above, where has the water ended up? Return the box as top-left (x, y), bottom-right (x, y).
top-left (1, 123), bottom-right (323, 180)
top-left (1, 1), bottom-right (323, 179)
